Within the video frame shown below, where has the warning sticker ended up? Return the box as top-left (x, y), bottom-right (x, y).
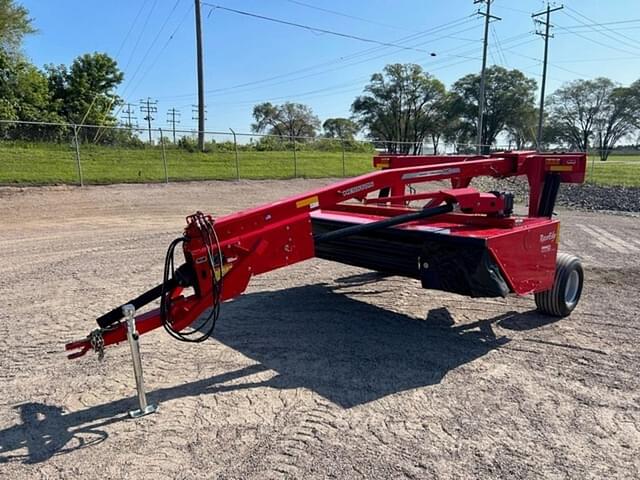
top-left (296, 195), bottom-right (319, 209)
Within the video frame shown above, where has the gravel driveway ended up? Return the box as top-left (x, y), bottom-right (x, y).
top-left (0, 180), bottom-right (638, 479)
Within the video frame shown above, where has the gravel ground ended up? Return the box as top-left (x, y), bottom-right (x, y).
top-left (472, 177), bottom-right (640, 213)
top-left (0, 179), bottom-right (639, 479)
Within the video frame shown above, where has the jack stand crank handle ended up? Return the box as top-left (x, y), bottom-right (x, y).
top-left (124, 304), bottom-right (158, 418)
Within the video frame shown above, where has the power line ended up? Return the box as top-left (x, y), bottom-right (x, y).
top-left (197, 26), bottom-right (481, 99)
top-left (122, 0), bottom-right (183, 99)
top-left (115, 0), bottom-right (150, 61)
top-left (564, 5), bottom-right (640, 50)
top-left (491, 24), bottom-right (508, 66)
top-left (182, 33), bottom-right (534, 109)
top-left (122, 0), bottom-right (159, 74)
top-left (557, 18), bottom-right (640, 29)
top-left (112, 2), bottom-right (191, 128)
top-left (555, 13), bottom-right (640, 57)
top-left (127, 3), bottom-right (193, 99)
top-left (201, 2), bottom-right (440, 55)
top-left (157, 16), bottom-right (482, 102)
top-left (282, 0), bottom-right (416, 32)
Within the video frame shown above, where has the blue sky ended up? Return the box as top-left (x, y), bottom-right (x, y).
top-left (21, 0), bottom-right (640, 133)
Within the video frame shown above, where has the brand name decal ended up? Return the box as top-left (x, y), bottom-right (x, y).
top-left (341, 181), bottom-right (374, 196)
top-left (402, 167), bottom-right (460, 180)
top-left (540, 232), bottom-right (556, 243)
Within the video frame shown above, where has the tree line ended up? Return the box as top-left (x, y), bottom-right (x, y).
top-left (2, 0), bottom-right (640, 159)
top-left (252, 63), bottom-right (640, 160)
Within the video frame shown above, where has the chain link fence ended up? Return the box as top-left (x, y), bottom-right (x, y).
top-left (0, 120), bottom-right (487, 186)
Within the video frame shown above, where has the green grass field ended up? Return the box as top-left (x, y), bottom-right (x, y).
top-left (0, 142), bottom-right (373, 184)
top-left (0, 142), bottom-right (638, 186)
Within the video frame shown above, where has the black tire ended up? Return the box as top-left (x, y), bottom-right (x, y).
top-left (535, 253), bottom-right (584, 317)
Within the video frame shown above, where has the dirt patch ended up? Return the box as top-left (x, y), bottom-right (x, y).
top-left (1, 180), bottom-right (639, 479)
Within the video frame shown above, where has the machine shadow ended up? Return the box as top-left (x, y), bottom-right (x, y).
top-left (0, 364), bottom-right (268, 465)
top-left (1, 282), bottom-right (544, 465)
top-left (208, 283), bottom-right (509, 408)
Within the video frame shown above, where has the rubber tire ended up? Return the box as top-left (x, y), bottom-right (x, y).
top-left (534, 253), bottom-right (584, 317)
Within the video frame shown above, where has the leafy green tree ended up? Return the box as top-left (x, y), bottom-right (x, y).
top-left (593, 82), bottom-right (639, 160)
top-left (351, 63), bottom-right (446, 154)
top-left (505, 106), bottom-right (537, 150)
top-left (0, 50), bottom-right (63, 139)
top-left (252, 102), bottom-right (320, 139)
top-left (546, 78), bottom-right (612, 153)
top-left (450, 66), bottom-right (537, 153)
top-left (0, 0), bottom-right (35, 53)
top-left (322, 117), bottom-right (359, 139)
top-left (46, 52), bottom-right (124, 127)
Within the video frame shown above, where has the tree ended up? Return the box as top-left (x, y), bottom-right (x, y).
top-left (46, 52), bottom-right (124, 127)
top-left (251, 102), bottom-right (320, 139)
top-left (322, 117), bottom-right (359, 139)
top-left (593, 83), bottom-right (640, 160)
top-left (351, 63), bottom-right (446, 154)
top-left (0, 49), bottom-right (63, 140)
top-left (505, 106), bottom-right (537, 150)
top-left (450, 66), bottom-right (537, 153)
top-left (0, 0), bottom-right (35, 53)
top-left (546, 78), bottom-right (612, 153)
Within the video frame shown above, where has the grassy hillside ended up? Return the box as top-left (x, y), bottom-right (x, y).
top-left (0, 141), bottom-right (638, 186)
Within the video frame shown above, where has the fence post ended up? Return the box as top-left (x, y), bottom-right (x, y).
top-left (341, 138), bottom-right (346, 177)
top-left (291, 136), bottom-right (297, 178)
top-left (159, 128), bottom-right (169, 184)
top-left (72, 124), bottom-right (84, 187)
top-left (230, 128), bottom-right (239, 180)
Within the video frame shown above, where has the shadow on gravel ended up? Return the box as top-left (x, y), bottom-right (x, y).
top-left (210, 283), bottom-right (510, 408)
top-left (0, 364), bottom-right (268, 465)
top-left (1, 282), bottom-right (543, 465)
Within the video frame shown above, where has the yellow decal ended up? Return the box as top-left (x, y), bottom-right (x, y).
top-left (549, 165), bottom-right (573, 172)
top-left (296, 195), bottom-right (319, 209)
top-left (214, 263), bottom-right (233, 281)
top-left (556, 224), bottom-right (561, 244)
top-left (376, 159), bottom-right (390, 169)
top-left (545, 158), bottom-right (561, 165)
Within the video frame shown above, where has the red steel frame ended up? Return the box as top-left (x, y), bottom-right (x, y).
top-left (66, 151), bottom-right (586, 359)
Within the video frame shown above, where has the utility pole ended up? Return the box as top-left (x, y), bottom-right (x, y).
top-left (194, 0), bottom-right (206, 152)
top-left (533, 3), bottom-right (563, 151)
top-left (139, 98), bottom-right (158, 143)
top-left (166, 108), bottom-right (181, 143)
top-left (121, 103), bottom-right (137, 129)
top-left (475, 0), bottom-right (501, 154)
top-left (191, 105), bottom-right (207, 123)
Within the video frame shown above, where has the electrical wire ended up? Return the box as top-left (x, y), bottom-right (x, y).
top-left (121, 0), bottom-right (183, 99)
top-left (556, 12), bottom-right (640, 57)
top-left (127, 2), bottom-right (193, 98)
top-left (122, 0), bottom-right (159, 74)
top-left (564, 5), bottom-right (640, 51)
top-left (155, 15), bottom-right (480, 101)
top-left (283, 0), bottom-right (415, 32)
top-left (115, 0), bottom-right (150, 61)
top-left (201, 2), bottom-right (441, 54)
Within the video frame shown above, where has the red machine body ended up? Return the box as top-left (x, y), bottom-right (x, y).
top-left (66, 151), bottom-right (586, 359)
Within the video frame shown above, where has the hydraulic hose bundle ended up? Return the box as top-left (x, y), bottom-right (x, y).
top-left (160, 212), bottom-right (224, 342)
